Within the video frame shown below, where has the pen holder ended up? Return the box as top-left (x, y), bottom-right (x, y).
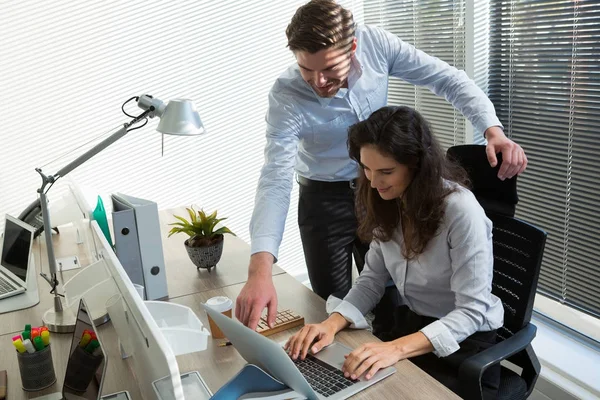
top-left (16, 344), bottom-right (57, 391)
top-left (63, 346), bottom-right (104, 392)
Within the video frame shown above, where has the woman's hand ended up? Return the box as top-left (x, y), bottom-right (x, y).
top-left (342, 341), bottom-right (402, 380)
top-left (284, 313), bottom-right (349, 360)
top-left (342, 332), bottom-right (434, 380)
top-left (284, 322), bottom-right (336, 360)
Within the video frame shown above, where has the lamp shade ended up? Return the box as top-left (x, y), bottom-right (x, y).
top-left (157, 99), bottom-right (205, 136)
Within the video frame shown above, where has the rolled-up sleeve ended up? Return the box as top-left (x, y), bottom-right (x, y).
top-left (371, 25), bottom-right (502, 136)
top-left (249, 91), bottom-right (301, 261)
top-left (420, 191), bottom-right (503, 357)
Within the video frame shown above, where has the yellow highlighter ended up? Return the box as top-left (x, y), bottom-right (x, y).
top-left (79, 332), bottom-right (92, 348)
top-left (13, 339), bottom-right (27, 353)
top-left (41, 330), bottom-right (50, 346)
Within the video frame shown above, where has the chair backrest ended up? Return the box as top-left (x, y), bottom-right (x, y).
top-left (488, 212), bottom-right (547, 340)
top-left (447, 144), bottom-right (518, 217)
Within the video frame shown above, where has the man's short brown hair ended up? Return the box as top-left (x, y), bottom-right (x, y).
top-left (286, 0), bottom-right (355, 53)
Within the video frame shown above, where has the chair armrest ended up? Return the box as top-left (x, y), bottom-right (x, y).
top-left (458, 323), bottom-right (537, 400)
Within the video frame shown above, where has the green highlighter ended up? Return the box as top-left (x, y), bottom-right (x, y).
top-left (22, 330), bottom-right (30, 341)
top-left (85, 339), bottom-right (100, 354)
top-left (33, 336), bottom-right (45, 351)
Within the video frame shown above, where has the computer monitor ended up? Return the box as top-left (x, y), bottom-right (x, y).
top-left (90, 220), bottom-right (184, 400)
top-left (1, 214), bottom-right (34, 282)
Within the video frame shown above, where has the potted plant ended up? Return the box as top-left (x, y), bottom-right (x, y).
top-left (168, 207), bottom-right (235, 272)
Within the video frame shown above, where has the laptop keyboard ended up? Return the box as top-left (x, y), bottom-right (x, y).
top-left (0, 276), bottom-right (18, 295)
top-left (293, 354), bottom-right (358, 397)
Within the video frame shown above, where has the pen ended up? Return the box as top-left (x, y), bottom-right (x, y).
top-left (12, 339), bottom-right (26, 353)
top-left (218, 341), bottom-right (233, 347)
top-left (22, 339), bottom-right (35, 354)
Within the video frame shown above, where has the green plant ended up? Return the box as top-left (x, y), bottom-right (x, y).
top-left (168, 207), bottom-right (235, 247)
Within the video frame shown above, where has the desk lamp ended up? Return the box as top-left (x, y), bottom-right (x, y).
top-left (37, 94), bottom-right (204, 332)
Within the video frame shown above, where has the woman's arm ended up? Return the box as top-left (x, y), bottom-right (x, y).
top-left (420, 190), bottom-right (503, 357)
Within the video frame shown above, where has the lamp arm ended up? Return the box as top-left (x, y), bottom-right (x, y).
top-left (36, 109), bottom-right (152, 308)
top-left (54, 109), bottom-right (152, 180)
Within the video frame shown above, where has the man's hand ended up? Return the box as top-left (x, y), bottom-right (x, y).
top-left (235, 252), bottom-right (277, 331)
top-left (485, 126), bottom-right (528, 180)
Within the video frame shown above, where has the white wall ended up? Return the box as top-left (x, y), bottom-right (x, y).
top-left (0, 0), bottom-right (362, 280)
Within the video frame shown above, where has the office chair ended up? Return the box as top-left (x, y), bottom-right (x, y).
top-left (446, 144), bottom-right (518, 217)
top-left (446, 145), bottom-right (548, 400)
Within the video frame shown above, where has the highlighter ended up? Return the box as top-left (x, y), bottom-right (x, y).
top-left (41, 330), bottom-right (50, 346)
top-left (13, 339), bottom-right (26, 353)
top-left (25, 324), bottom-right (31, 332)
top-left (85, 339), bottom-right (100, 354)
top-left (31, 328), bottom-right (40, 340)
top-left (21, 330), bottom-right (30, 341)
top-left (22, 339), bottom-right (36, 354)
top-left (33, 336), bottom-right (45, 352)
top-left (79, 332), bottom-right (92, 348)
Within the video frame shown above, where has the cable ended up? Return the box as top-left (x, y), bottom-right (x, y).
top-left (121, 96), bottom-right (140, 118)
top-left (126, 118), bottom-right (148, 132)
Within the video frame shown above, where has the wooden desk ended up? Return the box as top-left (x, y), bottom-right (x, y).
top-left (0, 209), bottom-right (459, 399)
top-left (171, 274), bottom-right (459, 400)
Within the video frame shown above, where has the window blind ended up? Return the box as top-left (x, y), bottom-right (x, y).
top-left (489, 0), bottom-right (600, 317)
top-left (2, 0), bottom-right (369, 280)
top-left (363, 0), bottom-right (470, 149)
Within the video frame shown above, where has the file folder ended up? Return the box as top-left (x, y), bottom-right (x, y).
top-left (111, 193), bottom-right (169, 300)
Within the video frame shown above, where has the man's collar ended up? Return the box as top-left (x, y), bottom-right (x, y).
top-left (312, 55), bottom-right (364, 108)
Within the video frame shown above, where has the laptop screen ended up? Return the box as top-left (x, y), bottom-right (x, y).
top-left (1, 215), bottom-right (33, 281)
top-left (63, 299), bottom-right (107, 399)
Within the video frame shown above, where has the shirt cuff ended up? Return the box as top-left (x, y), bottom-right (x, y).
top-left (250, 236), bottom-right (279, 263)
top-left (326, 296), bottom-right (369, 329)
top-left (472, 113), bottom-right (503, 137)
top-left (420, 320), bottom-right (460, 358)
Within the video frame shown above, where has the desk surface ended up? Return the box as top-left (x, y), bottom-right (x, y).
top-left (171, 274), bottom-right (459, 400)
top-left (0, 209), bottom-right (459, 399)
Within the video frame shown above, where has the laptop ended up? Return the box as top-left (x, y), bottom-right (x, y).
top-left (203, 305), bottom-right (396, 400)
top-left (0, 215), bottom-right (35, 299)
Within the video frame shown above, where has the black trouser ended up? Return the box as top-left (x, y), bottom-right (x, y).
top-left (297, 178), bottom-right (368, 299)
top-left (376, 306), bottom-right (501, 400)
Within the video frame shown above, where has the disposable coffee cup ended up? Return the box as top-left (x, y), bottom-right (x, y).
top-left (205, 296), bottom-right (233, 339)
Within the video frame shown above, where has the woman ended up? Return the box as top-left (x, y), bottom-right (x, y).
top-left (285, 106), bottom-right (504, 398)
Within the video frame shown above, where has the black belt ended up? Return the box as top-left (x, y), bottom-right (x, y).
top-left (297, 175), bottom-right (358, 191)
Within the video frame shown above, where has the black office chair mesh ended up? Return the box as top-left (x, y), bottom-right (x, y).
top-left (446, 145), bottom-right (548, 400)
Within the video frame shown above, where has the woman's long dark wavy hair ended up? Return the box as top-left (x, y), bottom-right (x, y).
top-left (348, 106), bottom-right (469, 259)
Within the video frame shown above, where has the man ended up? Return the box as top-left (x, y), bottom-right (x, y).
top-left (236, 0), bottom-right (527, 330)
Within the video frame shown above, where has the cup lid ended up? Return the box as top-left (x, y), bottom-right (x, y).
top-left (205, 296), bottom-right (233, 313)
